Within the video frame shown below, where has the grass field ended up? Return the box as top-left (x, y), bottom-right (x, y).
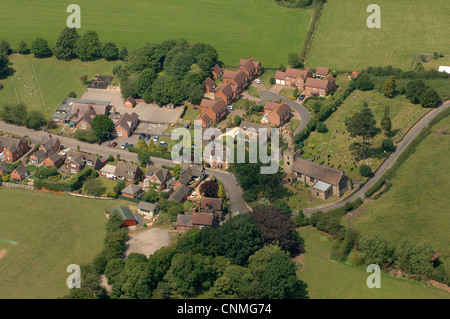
top-left (0, 0), bottom-right (311, 67)
top-left (349, 114), bottom-right (450, 266)
top-left (302, 90), bottom-right (428, 181)
top-left (0, 54), bottom-right (115, 117)
top-left (297, 227), bottom-right (450, 299)
top-left (0, 188), bottom-right (130, 299)
top-left (307, 0), bottom-right (450, 71)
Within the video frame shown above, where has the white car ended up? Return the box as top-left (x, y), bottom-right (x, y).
top-left (190, 192), bottom-right (197, 198)
top-left (153, 136), bottom-right (159, 142)
top-left (226, 105), bottom-right (234, 111)
top-left (255, 79), bottom-right (261, 84)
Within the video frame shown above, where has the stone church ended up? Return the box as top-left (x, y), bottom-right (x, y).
top-left (284, 129), bottom-right (352, 200)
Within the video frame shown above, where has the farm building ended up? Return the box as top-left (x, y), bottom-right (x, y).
top-left (110, 206), bottom-right (138, 227)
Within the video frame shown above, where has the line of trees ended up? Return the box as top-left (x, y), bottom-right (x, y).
top-left (0, 103), bottom-right (47, 129)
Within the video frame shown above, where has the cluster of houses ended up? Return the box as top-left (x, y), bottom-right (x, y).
top-left (275, 67), bottom-right (336, 97)
top-left (200, 57), bottom-right (263, 128)
top-left (52, 97), bottom-right (140, 138)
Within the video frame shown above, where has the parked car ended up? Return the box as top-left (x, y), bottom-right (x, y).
top-left (299, 94), bottom-right (306, 102)
top-left (153, 135), bottom-right (159, 142)
top-left (226, 105), bottom-right (234, 110)
top-left (190, 192), bottom-right (197, 198)
top-left (255, 79), bottom-right (261, 84)
top-left (110, 142), bottom-right (118, 148)
top-left (139, 133), bottom-right (146, 140)
top-left (159, 141), bottom-right (168, 146)
top-left (121, 142), bottom-right (129, 149)
top-left (145, 134), bottom-right (151, 141)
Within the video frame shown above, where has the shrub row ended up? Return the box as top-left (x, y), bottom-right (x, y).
top-left (298, 1), bottom-right (324, 63)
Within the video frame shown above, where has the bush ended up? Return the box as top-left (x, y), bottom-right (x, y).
top-left (348, 250), bottom-right (363, 266)
top-left (359, 164), bottom-right (373, 177)
top-left (316, 122), bottom-right (328, 133)
top-left (68, 91), bottom-right (77, 98)
top-left (382, 139), bottom-right (395, 152)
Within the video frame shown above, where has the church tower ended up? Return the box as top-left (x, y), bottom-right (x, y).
top-left (283, 124), bottom-right (298, 174)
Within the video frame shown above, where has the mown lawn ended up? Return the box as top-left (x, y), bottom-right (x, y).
top-left (0, 188), bottom-right (130, 298)
top-left (0, 0), bottom-right (311, 67)
top-left (296, 227), bottom-right (450, 299)
top-left (301, 90), bottom-right (428, 181)
top-left (307, 0), bottom-right (450, 71)
top-left (349, 114), bottom-right (450, 266)
top-left (0, 54), bottom-right (116, 118)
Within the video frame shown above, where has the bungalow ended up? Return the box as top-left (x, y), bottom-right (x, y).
top-left (172, 212), bottom-right (218, 232)
top-left (137, 201), bottom-right (159, 217)
top-left (121, 184), bottom-right (144, 199)
top-left (124, 96), bottom-right (137, 108)
top-left (114, 161), bottom-right (143, 182)
top-left (109, 206), bottom-right (138, 227)
top-left (44, 153), bottom-right (63, 167)
top-left (30, 149), bottom-right (47, 164)
top-left (0, 136), bottom-right (30, 163)
top-left (114, 112), bottom-right (139, 138)
top-left (169, 184), bottom-right (190, 203)
top-left (212, 64), bottom-right (223, 80)
top-left (263, 101), bottom-right (291, 127)
top-left (304, 75), bottom-right (336, 97)
top-left (10, 164), bottom-right (29, 182)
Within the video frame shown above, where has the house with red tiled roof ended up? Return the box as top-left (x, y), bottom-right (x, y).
top-left (305, 75), bottom-right (336, 97)
top-left (114, 112), bottom-right (139, 138)
top-left (315, 67), bottom-right (331, 79)
top-left (214, 83), bottom-right (235, 106)
top-left (204, 77), bottom-right (216, 93)
top-left (263, 101), bottom-right (291, 127)
top-left (124, 96), bottom-right (137, 108)
top-left (275, 68), bottom-right (312, 89)
top-left (238, 57), bottom-right (262, 81)
top-left (0, 136), bottom-right (29, 163)
top-left (212, 64), bottom-right (223, 80)
top-left (222, 70), bottom-right (249, 95)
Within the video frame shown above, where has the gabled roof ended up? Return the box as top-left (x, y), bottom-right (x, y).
top-left (121, 184), bottom-right (142, 195)
top-left (209, 99), bottom-right (226, 116)
top-left (169, 184), bottom-right (190, 202)
top-left (204, 77), bottom-right (215, 88)
top-left (115, 112), bottom-right (139, 132)
top-left (192, 213), bottom-right (214, 226)
top-left (232, 70), bottom-right (247, 85)
top-left (154, 168), bottom-right (170, 183)
top-left (315, 67), bottom-right (330, 76)
top-left (273, 102), bottom-right (290, 117)
top-left (275, 71), bottom-right (286, 80)
top-left (264, 101), bottom-right (281, 112)
top-left (222, 70), bottom-right (237, 80)
top-left (175, 213), bottom-right (193, 227)
top-left (305, 77), bottom-right (329, 89)
top-left (32, 149), bottom-right (47, 162)
top-left (285, 68), bottom-right (310, 80)
top-left (110, 206), bottom-right (135, 221)
top-left (212, 64), bottom-right (222, 75)
top-left (0, 161), bottom-right (6, 172)
top-left (47, 152), bottom-right (62, 164)
top-left (137, 201), bottom-right (157, 212)
top-left (200, 197), bottom-right (223, 212)
top-left (13, 163), bottom-right (29, 178)
top-left (216, 83), bottom-right (234, 98)
top-left (114, 161), bottom-right (141, 179)
top-left (292, 158), bottom-right (345, 186)
top-left (125, 96), bottom-right (137, 106)
top-left (200, 99), bottom-right (215, 108)
top-left (0, 136), bottom-right (27, 153)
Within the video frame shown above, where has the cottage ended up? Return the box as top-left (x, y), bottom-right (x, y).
top-left (169, 184), bottom-right (190, 203)
top-left (110, 206), bottom-right (138, 227)
top-left (65, 151), bottom-right (103, 173)
top-left (10, 164), bottom-right (29, 182)
top-left (304, 75), bottom-right (336, 97)
top-left (40, 134), bottom-right (60, 156)
top-left (0, 137), bottom-right (29, 163)
top-left (137, 201), bottom-right (159, 217)
top-left (204, 77), bottom-right (216, 93)
top-left (99, 164), bottom-right (117, 180)
top-left (143, 167), bottom-right (172, 189)
top-left (172, 213), bottom-right (217, 232)
top-left (30, 149), bottom-right (47, 164)
top-left (212, 64), bottom-right (223, 80)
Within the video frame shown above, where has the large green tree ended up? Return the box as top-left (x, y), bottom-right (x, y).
top-left (53, 27), bottom-right (80, 60)
top-left (90, 114), bottom-right (114, 140)
top-left (0, 54), bottom-right (10, 76)
top-left (31, 37), bottom-right (52, 58)
top-left (346, 104), bottom-right (380, 159)
top-left (381, 75), bottom-right (396, 98)
top-left (76, 30), bottom-right (102, 61)
top-left (214, 213), bottom-right (263, 266)
top-left (101, 41), bottom-right (119, 61)
top-left (420, 87), bottom-right (441, 108)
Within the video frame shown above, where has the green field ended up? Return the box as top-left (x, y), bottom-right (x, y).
top-left (0, 0), bottom-right (311, 67)
top-left (0, 54), bottom-right (115, 117)
top-left (302, 90), bottom-right (428, 181)
top-left (297, 227), bottom-right (450, 299)
top-left (349, 114), bottom-right (450, 266)
top-left (0, 188), bottom-right (130, 298)
top-left (307, 0), bottom-right (450, 71)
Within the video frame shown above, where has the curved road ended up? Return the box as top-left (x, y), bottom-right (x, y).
top-left (302, 101), bottom-right (450, 217)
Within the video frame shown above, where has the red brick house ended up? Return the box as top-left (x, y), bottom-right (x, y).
top-left (40, 135), bottom-right (60, 156)
top-left (0, 137), bottom-right (30, 163)
top-left (238, 57), bottom-right (262, 81)
top-left (0, 161), bottom-right (6, 176)
top-left (30, 149), bottom-right (47, 164)
top-left (172, 213), bottom-right (217, 232)
top-left (222, 70), bottom-right (248, 94)
top-left (143, 166), bottom-right (172, 189)
top-left (121, 184), bottom-right (144, 199)
top-left (65, 151), bottom-right (104, 174)
top-left (44, 153), bottom-right (63, 167)
top-left (305, 75), bottom-right (336, 97)
top-left (275, 68), bottom-right (312, 89)
top-left (263, 101), bottom-right (291, 127)
top-left (114, 112), bottom-right (139, 138)
top-left (204, 77), bottom-right (216, 93)
top-left (10, 164), bottom-right (29, 182)
top-left (212, 64), bottom-right (223, 80)
top-left (315, 67), bottom-right (331, 79)
top-left (124, 96), bottom-right (137, 108)
top-left (214, 83), bottom-right (235, 106)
